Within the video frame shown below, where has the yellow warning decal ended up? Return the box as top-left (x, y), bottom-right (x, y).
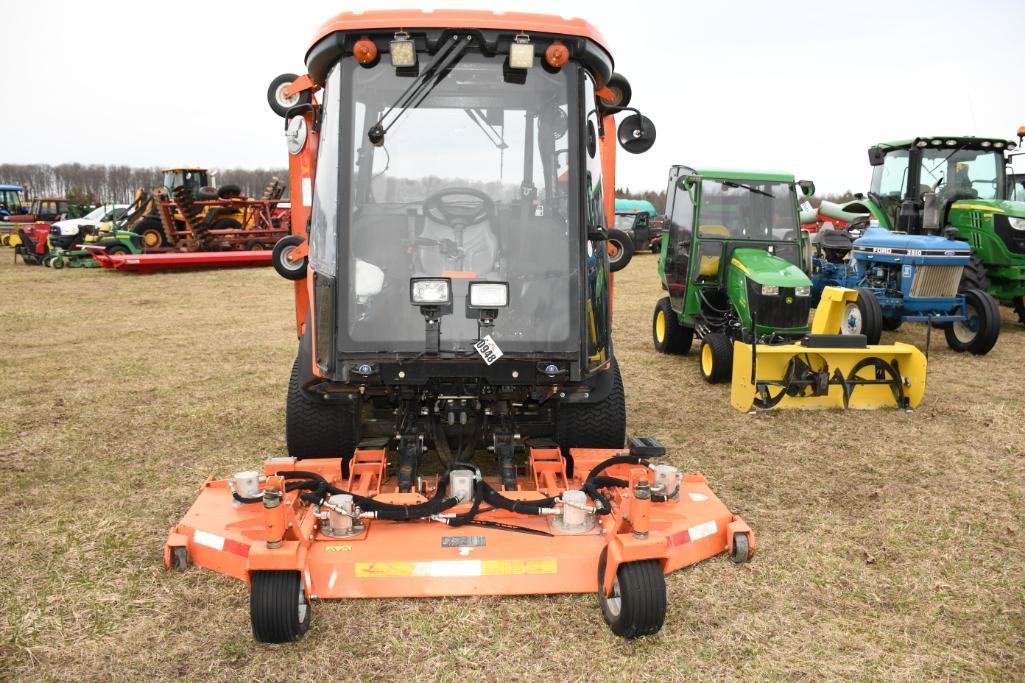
top-left (355, 559), bottom-right (557, 578)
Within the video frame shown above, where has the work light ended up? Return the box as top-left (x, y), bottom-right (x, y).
top-left (389, 31), bottom-right (417, 68)
top-left (468, 282), bottom-right (509, 308)
top-left (795, 286), bottom-right (811, 297)
top-left (981, 140), bottom-right (992, 147)
top-left (410, 278), bottom-right (452, 305)
top-left (509, 34), bottom-right (535, 69)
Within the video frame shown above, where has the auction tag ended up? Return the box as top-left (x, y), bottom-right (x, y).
top-left (473, 335), bottom-right (503, 365)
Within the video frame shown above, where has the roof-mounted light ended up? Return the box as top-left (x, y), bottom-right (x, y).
top-left (994, 141), bottom-right (1005, 149)
top-left (931, 139), bottom-right (943, 146)
top-left (945, 139), bottom-right (957, 146)
top-left (353, 38), bottom-right (378, 65)
top-left (1008, 140), bottom-right (1018, 150)
top-left (980, 140), bottom-right (992, 147)
top-left (544, 41), bottom-right (569, 69)
top-left (916, 140), bottom-right (929, 148)
top-left (389, 31), bottom-right (417, 68)
top-left (508, 33), bottom-right (535, 69)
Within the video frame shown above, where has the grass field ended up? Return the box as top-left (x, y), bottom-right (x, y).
top-left (1, 253), bottom-right (1023, 680)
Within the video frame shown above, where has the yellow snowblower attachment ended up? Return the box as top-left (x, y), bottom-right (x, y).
top-left (731, 288), bottom-right (928, 411)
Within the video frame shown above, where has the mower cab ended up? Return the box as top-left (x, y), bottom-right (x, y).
top-left (652, 167), bottom-right (928, 411)
top-left (167, 10), bottom-right (758, 644)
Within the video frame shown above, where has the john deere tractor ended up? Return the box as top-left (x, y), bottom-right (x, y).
top-left (820, 133), bottom-right (1025, 324)
top-left (652, 166), bottom-right (927, 410)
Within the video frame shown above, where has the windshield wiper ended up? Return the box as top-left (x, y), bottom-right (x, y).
top-left (463, 108), bottom-right (508, 149)
top-left (368, 35), bottom-right (473, 146)
top-left (723, 180), bottom-right (772, 198)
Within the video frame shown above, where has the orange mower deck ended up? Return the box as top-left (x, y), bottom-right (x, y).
top-left (166, 447), bottom-right (753, 603)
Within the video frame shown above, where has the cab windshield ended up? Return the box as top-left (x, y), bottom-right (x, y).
top-left (918, 147), bottom-right (1003, 203)
top-left (697, 180), bottom-right (798, 241)
top-left (311, 52), bottom-right (580, 355)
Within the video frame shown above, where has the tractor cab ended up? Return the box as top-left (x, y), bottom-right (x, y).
top-left (161, 167), bottom-right (210, 198)
top-left (0, 184), bottom-right (26, 217)
top-left (659, 167), bottom-right (811, 339)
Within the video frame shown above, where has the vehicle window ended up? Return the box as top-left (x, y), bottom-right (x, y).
top-left (698, 180), bottom-right (796, 240)
top-left (920, 148), bottom-right (1002, 202)
top-left (871, 149), bottom-right (910, 199)
top-left (309, 65), bottom-right (340, 275)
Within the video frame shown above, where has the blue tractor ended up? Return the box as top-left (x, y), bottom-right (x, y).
top-left (810, 225), bottom-right (1001, 354)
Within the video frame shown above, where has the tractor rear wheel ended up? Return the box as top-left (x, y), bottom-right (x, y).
top-left (286, 355), bottom-right (357, 460)
top-left (607, 228), bottom-right (634, 272)
top-left (944, 288), bottom-right (1000, 355)
top-left (597, 550), bottom-right (666, 639)
top-left (652, 297), bottom-right (693, 354)
top-left (959, 253), bottom-right (990, 292)
top-left (106, 244), bottom-right (130, 256)
top-left (699, 333), bottom-right (733, 384)
top-left (555, 357), bottom-right (626, 450)
top-left (881, 317), bottom-right (903, 332)
top-left (134, 217), bottom-right (167, 249)
top-left (250, 571), bottom-right (311, 643)
top-left (839, 288), bottom-right (882, 344)
top-left (1013, 296), bottom-right (1025, 326)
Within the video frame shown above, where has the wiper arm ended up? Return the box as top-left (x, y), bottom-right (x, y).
top-left (463, 108), bottom-right (508, 149)
top-left (368, 35), bottom-right (473, 146)
top-left (723, 180), bottom-right (772, 198)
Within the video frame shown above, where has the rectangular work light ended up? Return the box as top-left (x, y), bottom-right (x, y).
top-left (410, 277), bottom-right (452, 305)
top-left (468, 281), bottom-right (509, 308)
top-left (508, 34), bottom-right (535, 69)
top-left (389, 32), bottom-right (417, 68)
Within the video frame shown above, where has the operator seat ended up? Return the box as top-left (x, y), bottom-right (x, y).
top-left (416, 215), bottom-right (500, 277)
top-left (813, 224), bottom-right (853, 264)
top-left (697, 224), bottom-right (730, 276)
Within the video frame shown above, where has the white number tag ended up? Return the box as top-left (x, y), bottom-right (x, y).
top-left (473, 335), bottom-right (503, 366)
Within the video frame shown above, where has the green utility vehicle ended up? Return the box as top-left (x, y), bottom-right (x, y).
top-left (652, 166), bottom-right (818, 382)
top-left (821, 133), bottom-right (1025, 323)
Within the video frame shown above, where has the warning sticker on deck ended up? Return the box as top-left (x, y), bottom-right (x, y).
top-left (442, 536), bottom-right (486, 548)
top-left (355, 559), bottom-right (557, 578)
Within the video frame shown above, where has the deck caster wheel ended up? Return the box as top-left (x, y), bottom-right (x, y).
top-left (597, 551), bottom-right (666, 639)
top-left (272, 235), bottom-right (307, 280)
top-left (170, 546), bottom-right (189, 571)
top-left (250, 571), bottom-right (311, 643)
top-left (729, 533), bottom-right (751, 563)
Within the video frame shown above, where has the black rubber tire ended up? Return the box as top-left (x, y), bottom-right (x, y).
top-left (881, 317), bottom-right (903, 332)
top-left (597, 551), bottom-right (666, 639)
top-left (555, 357), bottom-right (626, 450)
top-left (244, 240), bottom-right (264, 251)
top-left (273, 235), bottom-right (307, 281)
top-left (959, 253), bottom-right (990, 292)
top-left (211, 218), bottom-right (243, 231)
top-left (196, 187), bottom-right (219, 201)
top-left (170, 547), bottom-right (189, 571)
top-left (699, 333), bottom-right (733, 384)
top-left (217, 184), bottom-right (243, 199)
top-left (730, 534), bottom-right (751, 563)
top-left (943, 288), bottom-right (1001, 355)
top-left (250, 571), bottom-right (311, 643)
top-left (286, 355), bottom-right (357, 460)
top-left (650, 241), bottom-right (660, 254)
top-left (134, 217), bottom-right (167, 248)
top-left (267, 73), bottom-right (312, 118)
top-left (604, 72), bottom-right (632, 109)
top-left (838, 288), bottom-right (882, 344)
top-left (1013, 296), bottom-right (1025, 326)
top-left (652, 297), bottom-right (693, 355)
top-left (607, 228), bottom-right (634, 272)
top-left (106, 244), bottom-right (130, 256)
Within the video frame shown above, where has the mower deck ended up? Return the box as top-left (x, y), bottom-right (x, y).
top-left (166, 447), bottom-right (752, 601)
top-left (86, 248), bottom-right (272, 272)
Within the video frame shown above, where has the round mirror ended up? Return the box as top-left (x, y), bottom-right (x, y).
top-left (285, 116), bottom-right (308, 155)
top-left (617, 114), bottom-right (656, 154)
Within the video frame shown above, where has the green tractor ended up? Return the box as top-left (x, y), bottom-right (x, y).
top-left (652, 167), bottom-right (814, 382)
top-left (819, 132), bottom-right (1025, 324)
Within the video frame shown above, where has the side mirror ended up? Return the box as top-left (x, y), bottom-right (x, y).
top-left (868, 146), bottom-right (885, 166)
top-left (617, 114), bottom-right (656, 154)
top-left (797, 179), bottom-right (815, 198)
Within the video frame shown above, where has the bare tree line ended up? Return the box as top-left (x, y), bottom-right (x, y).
top-left (0, 163), bottom-right (288, 204)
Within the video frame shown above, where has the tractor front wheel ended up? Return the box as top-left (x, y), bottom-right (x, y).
top-left (839, 288), bottom-right (882, 344)
top-left (652, 297), bottom-right (693, 354)
top-left (106, 244), bottom-right (130, 256)
top-left (134, 217), bottom-right (167, 249)
top-left (250, 571), bottom-right (311, 643)
top-left (286, 355), bottom-right (357, 460)
top-left (597, 550), bottom-right (666, 639)
top-left (944, 288), bottom-right (1000, 355)
top-left (699, 333), bottom-right (733, 384)
top-left (555, 357), bottom-right (626, 450)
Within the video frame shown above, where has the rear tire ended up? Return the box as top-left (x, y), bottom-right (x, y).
top-left (959, 253), bottom-right (990, 292)
top-left (134, 217), bottom-right (166, 248)
top-left (250, 571), bottom-right (311, 643)
top-left (699, 333), bottom-right (733, 384)
top-left (555, 357), bottom-right (626, 449)
top-left (944, 288), bottom-right (1000, 355)
top-left (286, 355), bottom-right (357, 460)
top-left (607, 228), bottom-right (634, 272)
top-left (597, 550), bottom-right (666, 639)
top-left (652, 297), bottom-right (693, 354)
top-left (881, 317), bottom-right (903, 332)
top-left (839, 288), bottom-right (882, 344)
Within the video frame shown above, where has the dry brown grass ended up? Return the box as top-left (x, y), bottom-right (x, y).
top-left (1, 253), bottom-right (1023, 681)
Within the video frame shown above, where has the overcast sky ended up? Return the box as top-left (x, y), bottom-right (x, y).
top-left (5, 0), bottom-right (1023, 194)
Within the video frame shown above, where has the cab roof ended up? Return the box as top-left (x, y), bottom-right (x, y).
top-left (678, 166), bottom-right (795, 183)
top-left (161, 167), bottom-right (208, 173)
top-left (309, 10), bottom-right (609, 52)
top-left (877, 136), bottom-right (1017, 150)
top-left (0, 184), bottom-right (23, 191)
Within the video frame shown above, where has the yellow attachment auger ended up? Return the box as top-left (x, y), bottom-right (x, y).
top-left (731, 287), bottom-right (928, 411)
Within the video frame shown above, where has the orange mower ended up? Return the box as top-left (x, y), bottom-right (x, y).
top-left (166, 9), bottom-right (754, 642)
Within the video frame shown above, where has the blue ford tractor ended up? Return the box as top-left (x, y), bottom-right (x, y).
top-left (810, 224), bottom-right (1001, 354)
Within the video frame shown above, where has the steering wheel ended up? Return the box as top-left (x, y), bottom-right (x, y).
top-left (423, 187), bottom-right (494, 228)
